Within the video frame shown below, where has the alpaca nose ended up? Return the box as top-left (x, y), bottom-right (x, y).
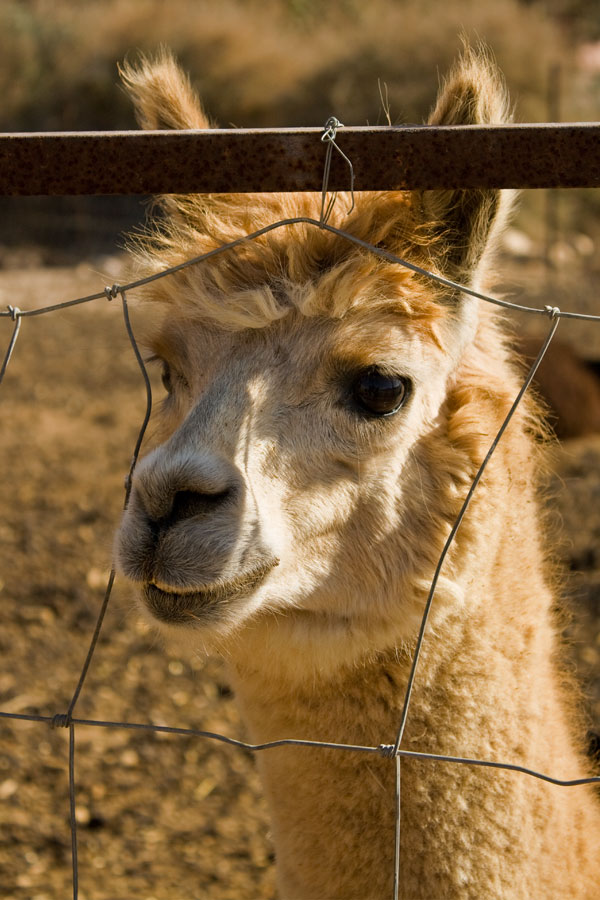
top-left (131, 448), bottom-right (240, 526)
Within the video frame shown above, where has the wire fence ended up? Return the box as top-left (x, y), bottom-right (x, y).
top-left (1, 122), bottom-right (600, 900)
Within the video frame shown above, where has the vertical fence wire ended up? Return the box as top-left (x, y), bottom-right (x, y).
top-left (68, 724), bottom-right (78, 900)
top-left (0, 307), bottom-right (22, 385)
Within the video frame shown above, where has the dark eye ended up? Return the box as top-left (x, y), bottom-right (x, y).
top-left (351, 367), bottom-right (410, 417)
top-left (161, 361), bottom-right (173, 393)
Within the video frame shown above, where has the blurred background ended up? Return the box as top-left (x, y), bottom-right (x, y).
top-left (0, 2), bottom-right (599, 898)
top-left (0, 0), bottom-right (598, 258)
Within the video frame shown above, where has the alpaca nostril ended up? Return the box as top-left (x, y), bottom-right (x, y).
top-left (130, 448), bottom-right (241, 530)
top-left (144, 487), bottom-right (232, 542)
top-left (169, 487), bottom-right (231, 523)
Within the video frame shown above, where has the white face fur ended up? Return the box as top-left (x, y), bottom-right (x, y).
top-left (116, 291), bottom-right (470, 667)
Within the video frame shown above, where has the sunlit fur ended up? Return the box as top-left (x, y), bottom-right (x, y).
top-left (117, 47), bottom-right (600, 899)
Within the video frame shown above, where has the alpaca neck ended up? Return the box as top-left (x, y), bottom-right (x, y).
top-left (228, 569), bottom-right (600, 900)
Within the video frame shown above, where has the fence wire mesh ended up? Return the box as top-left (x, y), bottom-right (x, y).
top-left (1, 126), bottom-right (600, 900)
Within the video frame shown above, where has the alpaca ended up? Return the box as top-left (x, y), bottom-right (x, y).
top-left (116, 49), bottom-right (600, 899)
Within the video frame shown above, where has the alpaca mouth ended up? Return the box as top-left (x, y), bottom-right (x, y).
top-left (142, 559), bottom-right (278, 625)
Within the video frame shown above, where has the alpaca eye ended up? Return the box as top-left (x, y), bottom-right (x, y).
top-left (351, 368), bottom-right (410, 417)
top-left (161, 361), bottom-right (173, 393)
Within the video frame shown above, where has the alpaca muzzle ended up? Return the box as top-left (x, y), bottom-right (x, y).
top-left (116, 446), bottom-right (278, 625)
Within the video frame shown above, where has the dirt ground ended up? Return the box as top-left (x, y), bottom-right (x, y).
top-left (0, 258), bottom-right (599, 900)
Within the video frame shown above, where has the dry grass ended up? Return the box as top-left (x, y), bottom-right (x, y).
top-left (0, 0), bottom-right (597, 248)
top-left (0, 0), bottom-right (590, 131)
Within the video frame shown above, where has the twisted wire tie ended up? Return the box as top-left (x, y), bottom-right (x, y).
top-left (319, 117), bottom-right (355, 223)
top-left (51, 713), bottom-right (71, 729)
top-left (321, 116), bottom-right (343, 144)
top-left (104, 284), bottom-right (121, 301)
top-left (545, 305), bottom-right (561, 319)
top-left (378, 744), bottom-right (396, 759)
top-left (7, 305), bottom-right (21, 320)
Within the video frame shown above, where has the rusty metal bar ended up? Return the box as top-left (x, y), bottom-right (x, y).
top-left (0, 124), bottom-right (598, 196)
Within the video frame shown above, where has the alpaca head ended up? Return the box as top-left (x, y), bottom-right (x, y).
top-left (116, 48), bottom-right (515, 676)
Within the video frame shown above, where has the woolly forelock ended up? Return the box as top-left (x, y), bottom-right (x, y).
top-left (127, 187), bottom-right (459, 340)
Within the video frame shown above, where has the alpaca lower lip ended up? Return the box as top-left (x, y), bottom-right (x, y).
top-left (142, 561), bottom-right (278, 625)
top-left (143, 582), bottom-right (237, 624)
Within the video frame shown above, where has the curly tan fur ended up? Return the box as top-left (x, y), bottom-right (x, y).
top-left (116, 48), bottom-right (600, 899)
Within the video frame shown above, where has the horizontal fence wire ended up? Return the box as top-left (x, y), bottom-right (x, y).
top-left (1, 123), bottom-right (600, 900)
top-left (0, 123), bottom-right (599, 195)
top-left (2, 709), bottom-right (597, 788)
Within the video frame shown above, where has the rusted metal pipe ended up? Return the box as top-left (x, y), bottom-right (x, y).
top-left (0, 124), bottom-right (598, 195)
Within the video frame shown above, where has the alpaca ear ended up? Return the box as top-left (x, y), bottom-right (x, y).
top-left (119, 49), bottom-right (213, 131)
top-left (120, 49), bottom-right (223, 227)
top-left (421, 47), bottom-right (514, 284)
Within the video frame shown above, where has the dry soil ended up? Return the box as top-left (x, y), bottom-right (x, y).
top-left (0, 260), bottom-right (598, 900)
